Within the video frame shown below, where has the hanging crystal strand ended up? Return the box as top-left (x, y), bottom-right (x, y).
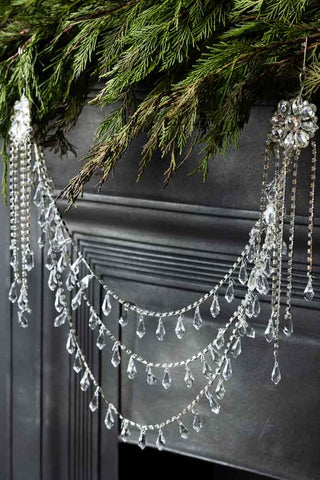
top-left (8, 141), bottom-right (20, 304)
top-left (283, 156), bottom-right (299, 337)
top-left (304, 139), bottom-right (317, 302)
top-left (271, 150), bottom-right (289, 384)
top-left (8, 94), bottom-right (33, 327)
top-left (257, 140), bottom-right (271, 249)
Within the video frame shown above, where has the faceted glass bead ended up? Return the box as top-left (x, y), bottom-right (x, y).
top-left (119, 307), bottom-right (128, 327)
top-left (215, 378), bottom-right (226, 400)
top-left (111, 342), bottom-right (121, 368)
top-left (184, 365), bottom-right (194, 388)
top-left (146, 365), bottom-right (157, 385)
top-left (175, 315), bottom-right (185, 339)
top-left (283, 310), bottom-right (293, 337)
top-left (304, 277), bottom-right (314, 301)
top-left (80, 370), bottom-right (90, 391)
top-left (264, 318), bottom-right (275, 343)
top-left (206, 391), bottom-right (220, 414)
top-left (178, 420), bottom-right (189, 439)
top-left (89, 387), bottom-right (100, 412)
top-left (104, 406), bottom-right (115, 429)
top-left (25, 249), bottom-right (34, 271)
top-left (231, 337), bottom-right (241, 358)
top-left (193, 306), bottom-right (203, 330)
top-left (71, 289), bottom-right (83, 311)
top-left (222, 357), bottom-right (232, 381)
top-left (18, 311), bottom-right (28, 328)
top-left (54, 309), bottom-right (68, 327)
top-left (66, 331), bottom-right (76, 354)
top-left (210, 293), bottom-right (220, 318)
top-left (238, 260), bottom-right (248, 285)
top-left (120, 420), bottom-right (131, 442)
top-left (73, 351), bottom-right (83, 373)
top-left (102, 293), bottom-right (112, 317)
top-left (48, 268), bottom-right (58, 291)
top-left (225, 279), bottom-right (234, 303)
top-left (127, 355), bottom-right (137, 380)
top-left (138, 428), bottom-right (146, 449)
top-left (162, 367), bottom-right (172, 390)
top-left (80, 273), bottom-right (93, 290)
top-left (156, 429), bottom-right (166, 451)
top-left (65, 271), bottom-right (76, 291)
top-left (271, 360), bottom-right (281, 385)
top-left (96, 327), bottom-right (107, 350)
top-left (156, 318), bottom-right (165, 341)
top-left (202, 358), bottom-right (212, 379)
top-left (8, 282), bottom-right (17, 303)
top-left (253, 295), bottom-right (260, 318)
top-left (192, 411), bottom-right (202, 433)
top-left (88, 309), bottom-right (98, 330)
top-left (136, 315), bottom-right (146, 339)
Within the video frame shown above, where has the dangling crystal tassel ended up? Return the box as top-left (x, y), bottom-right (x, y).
top-left (271, 354), bottom-right (281, 385)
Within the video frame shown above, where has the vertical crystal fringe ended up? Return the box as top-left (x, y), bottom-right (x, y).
top-left (8, 95), bottom-right (33, 326)
top-left (304, 139), bottom-right (317, 301)
top-left (283, 156), bottom-right (299, 337)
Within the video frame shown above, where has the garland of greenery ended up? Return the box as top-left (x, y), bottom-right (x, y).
top-left (1, 1), bottom-right (320, 202)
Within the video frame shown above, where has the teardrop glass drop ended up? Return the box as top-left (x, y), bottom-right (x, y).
top-left (96, 327), bottom-right (107, 350)
top-left (88, 309), bottom-right (98, 330)
top-left (102, 292), bottom-right (112, 316)
top-left (89, 387), bottom-right (100, 412)
top-left (8, 282), bottom-right (17, 303)
top-left (283, 311), bottom-right (293, 337)
top-left (178, 420), bottom-right (189, 439)
top-left (156, 428), bottom-right (166, 451)
top-left (66, 331), bottom-right (76, 354)
top-left (54, 309), bottom-right (67, 327)
top-left (264, 318), bottom-right (275, 343)
top-left (156, 317), bottom-right (165, 341)
top-left (175, 315), bottom-right (185, 339)
top-left (127, 355), bottom-right (137, 380)
top-left (138, 428), bottom-right (146, 449)
top-left (136, 316), bottom-right (146, 339)
top-left (271, 360), bottom-right (281, 385)
top-left (71, 289), bottom-right (82, 311)
top-left (80, 370), bottom-right (90, 391)
top-left (25, 249), bottom-right (34, 271)
top-left (104, 406), bottom-right (115, 429)
top-left (120, 420), bottom-right (131, 442)
top-left (206, 391), bottom-right (220, 414)
top-left (111, 343), bottom-right (121, 368)
top-left (253, 294), bottom-right (260, 318)
top-left (225, 279), bottom-right (234, 303)
top-left (222, 357), bottom-right (232, 381)
top-left (193, 306), bottom-right (203, 330)
top-left (192, 411), bottom-right (202, 433)
top-left (146, 365), bottom-right (157, 385)
top-left (65, 271), bottom-right (76, 291)
top-left (119, 307), bottom-right (128, 327)
top-left (231, 337), bottom-right (241, 358)
top-left (238, 260), bottom-right (248, 285)
top-left (304, 277), bottom-right (314, 301)
top-left (73, 350), bottom-right (83, 373)
top-left (184, 365), bottom-right (194, 388)
top-left (210, 293), bottom-right (220, 318)
top-left (162, 367), bottom-right (172, 390)
top-left (215, 378), bottom-right (226, 400)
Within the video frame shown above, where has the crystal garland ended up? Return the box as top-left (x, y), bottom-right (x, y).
top-left (7, 94), bottom-right (318, 450)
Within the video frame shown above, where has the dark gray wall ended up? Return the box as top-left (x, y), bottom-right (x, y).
top-left (1, 93), bottom-right (320, 480)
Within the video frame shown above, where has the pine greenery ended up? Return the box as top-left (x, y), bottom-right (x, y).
top-left (1, 1), bottom-right (320, 202)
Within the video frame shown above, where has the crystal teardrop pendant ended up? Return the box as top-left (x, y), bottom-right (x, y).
top-left (202, 358), bottom-right (212, 380)
top-left (119, 307), bottom-right (128, 327)
top-left (156, 428), bottom-right (166, 451)
top-left (79, 273), bottom-right (93, 290)
top-left (271, 359), bottom-right (281, 385)
top-left (111, 342), bottom-right (121, 368)
top-left (303, 277), bottom-right (314, 301)
top-left (238, 260), bottom-right (248, 285)
top-left (162, 367), bottom-right (172, 390)
top-left (104, 406), bottom-right (115, 429)
top-left (178, 420), bottom-right (189, 439)
top-left (96, 327), bottom-right (107, 350)
top-left (136, 315), bottom-right (146, 339)
top-left (102, 292), bottom-right (112, 316)
top-left (213, 328), bottom-right (225, 350)
top-left (156, 317), bottom-right (165, 341)
top-left (245, 293), bottom-right (254, 318)
top-left (57, 251), bottom-right (67, 273)
top-left (231, 337), bottom-right (241, 358)
top-left (210, 293), bottom-right (220, 318)
top-left (71, 257), bottom-right (82, 275)
top-left (88, 309), bottom-right (98, 330)
top-left (127, 355), bottom-right (137, 380)
top-left (253, 294), bottom-right (260, 318)
top-left (33, 184), bottom-right (43, 206)
top-left (175, 315), bottom-right (185, 339)
top-left (73, 350), bottom-right (83, 373)
top-left (48, 268), bottom-right (58, 291)
top-left (25, 249), bottom-right (34, 271)
top-left (192, 411), bottom-right (202, 433)
top-left (193, 306), bottom-right (203, 330)
top-left (264, 317), bottom-right (275, 343)
top-left (8, 281), bottom-right (17, 303)
top-left (120, 419), bottom-right (131, 442)
top-left (225, 279), bottom-right (234, 303)
top-left (245, 323), bottom-right (256, 339)
top-left (247, 242), bottom-right (256, 263)
top-left (206, 391), bottom-right (220, 414)
top-left (146, 365), bottom-right (156, 385)
top-left (222, 357), bottom-right (232, 381)
top-left (17, 288), bottom-right (28, 312)
top-left (89, 387), bottom-right (100, 412)
top-left (54, 309), bottom-right (68, 327)
top-left (80, 370), bottom-right (90, 391)
top-left (215, 378), bottom-right (226, 400)
top-left (138, 428), bottom-right (146, 449)
top-left (184, 365), bottom-right (194, 388)
top-left (65, 271), bottom-right (76, 291)
top-left (66, 331), bottom-right (76, 354)
top-left (18, 311), bottom-right (28, 328)
top-left (283, 310), bottom-right (293, 337)
top-left (71, 289), bottom-right (83, 311)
